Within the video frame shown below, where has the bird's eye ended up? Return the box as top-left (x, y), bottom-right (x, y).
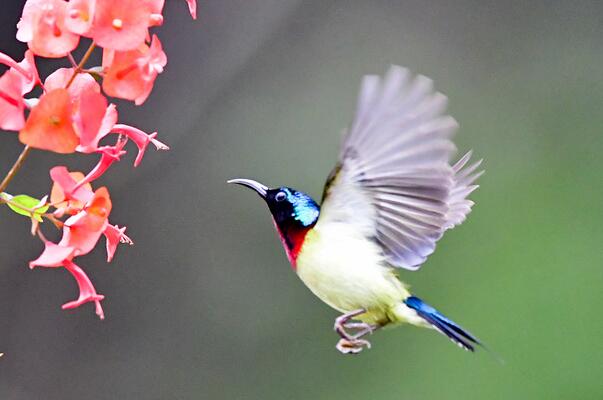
top-left (275, 192), bottom-right (286, 202)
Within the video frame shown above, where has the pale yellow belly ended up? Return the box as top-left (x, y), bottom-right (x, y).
top-left (295, 223), bottom-right (411, 325)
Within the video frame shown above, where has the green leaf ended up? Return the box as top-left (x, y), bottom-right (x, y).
top-left (2, 194), bottom-right (49, 221)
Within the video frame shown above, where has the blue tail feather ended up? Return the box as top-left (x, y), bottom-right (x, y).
top-left (404, 296), bottom-right (480, 352)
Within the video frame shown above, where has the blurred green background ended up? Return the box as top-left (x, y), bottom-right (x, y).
top-left (2, 1), bottom-right (603, 399)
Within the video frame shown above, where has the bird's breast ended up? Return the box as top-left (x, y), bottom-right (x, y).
top-left (295, 222), bottom-right (408, 321)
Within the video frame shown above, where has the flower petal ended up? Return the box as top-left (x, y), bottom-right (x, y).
top-left (103, 224), bottom-right (132, 262)
top-left (19, 88), bottom-right (79, 153)
top-left (65, 0), bottom-right (96, 35)
top-left (61, 187), bottom-right (112, 255)
top-left (49, 166), bottom-right (93, 207)
top-left (29, 241), bottom-right (75, 269)
top-left (45, 67), bottom-right (100, 95)
top-left (0, 50), bottom-right (39, 94)
top-left (18, 0), bottom-right (80, 58)
top-left (0, 71), bottom-right (26, 131)
top-left (72, 87), bottom-right (108, 150)
top-left (101, 35), bottom-right (166, 105)
top-left (75, 141), bottom-right (127, 188)
top-left (111, 124), bottom-right (168, 166)
top-left (62, 259), bottom-right (105, 319)
top-left (91, 0), bottom-right (151, 51)
top-left (185, 0), bottom-right (197, 19)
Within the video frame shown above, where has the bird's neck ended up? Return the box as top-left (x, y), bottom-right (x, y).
top-left (272, 219), bottom-right (314, 269)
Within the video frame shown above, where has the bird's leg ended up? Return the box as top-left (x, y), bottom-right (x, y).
top-left (333, 309), bottom-right (374, 354)
top-left (344, 322), bottom-right (377, 333)
top-left (349, 323), bottom-right (380, 340)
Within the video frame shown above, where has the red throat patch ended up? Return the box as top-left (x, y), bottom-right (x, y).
top-left (272, 219), bottom-right (312, 269)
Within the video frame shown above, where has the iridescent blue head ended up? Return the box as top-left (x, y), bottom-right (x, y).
top-left (228, 178), bottom-right (320, 227)
top-left (228, 178), bottom-right (320, 265)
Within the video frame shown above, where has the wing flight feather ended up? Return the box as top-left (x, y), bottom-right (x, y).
top-left (319, 66), bottom-right (482, 270)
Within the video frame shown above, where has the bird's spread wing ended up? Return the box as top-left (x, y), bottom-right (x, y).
top-left (319, 66), bottom-right (482, 270)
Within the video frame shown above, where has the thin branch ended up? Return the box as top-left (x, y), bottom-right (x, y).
top-left (0, 145), bottom-right (32, 193)
top-left (66, 42), bottom-right (96, 88)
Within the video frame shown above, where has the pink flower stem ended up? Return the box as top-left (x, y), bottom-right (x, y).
top-left (67, 53), bottom-right (78, 68)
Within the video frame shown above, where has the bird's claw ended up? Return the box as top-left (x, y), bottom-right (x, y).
top-left (336, 338), bottom-right (372, 354)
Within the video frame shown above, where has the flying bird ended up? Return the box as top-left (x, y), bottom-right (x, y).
top-left (229, 66), bottom-right (483, 354)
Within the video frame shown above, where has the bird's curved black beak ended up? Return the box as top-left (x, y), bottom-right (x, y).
top-left (227, 178), bottom-right (268, 198)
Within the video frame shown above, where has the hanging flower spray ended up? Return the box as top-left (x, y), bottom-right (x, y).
top-left (0, 0), bottom-right (197, 319)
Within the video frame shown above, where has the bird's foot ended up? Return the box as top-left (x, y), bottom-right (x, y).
top-left (333, 309), bottom-right (367, 341)
top-left (333, 309), bottom-right (378, 354)
top-left (336, 338), bottom-right (372, 354)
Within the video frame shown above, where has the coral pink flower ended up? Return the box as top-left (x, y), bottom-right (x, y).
top-left (29, 241), bottom-right (104, 319)
top-left (50, 167), bottom-right (93, 215)
top-left (48, 170), bottom-right (132, 262)
top-left (19, 89), bottom-right (79, 153)
top-left (60, 186), bottom-right (112, 256)
top-left (111, 124), bottom-right (169, 166)
top-left (62, 259), bottom-right (105, 318)
top-left (102, 35), bottom-right (167, 105)
top-left (91, 0), bottom-right (154, 51)
top-left (45, 68), bottom-right (118, 153)
top-left (17, 0), bottom-right (80, 58)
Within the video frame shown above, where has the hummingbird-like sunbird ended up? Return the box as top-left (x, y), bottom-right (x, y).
top-left (229, 66), bottom-right (483, 354)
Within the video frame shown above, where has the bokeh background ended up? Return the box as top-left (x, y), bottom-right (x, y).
top-left (2, 1), bottom-right (603, 399)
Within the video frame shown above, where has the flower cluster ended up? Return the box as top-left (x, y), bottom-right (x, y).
top-left (0, 0), bottom-right (196, 319)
